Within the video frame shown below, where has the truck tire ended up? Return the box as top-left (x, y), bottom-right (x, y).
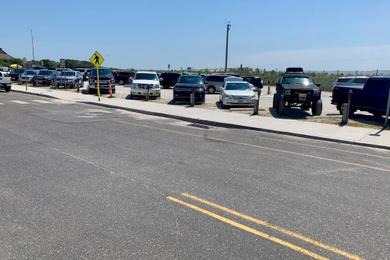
top-left (276, 94), bottom-right (286, 115)
top-left (272, 93), bottom-right (278, 109)
top-left (207, 86), bottom-right (216, 94)
top-left (5, 85), bottom-right (11, 92)
top-left (311, 100), bottom-right (323, 116)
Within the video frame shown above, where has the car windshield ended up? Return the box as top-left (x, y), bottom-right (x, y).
top-left (337, 78), bottom-right (353, 83)
top-left (91, 68), bottom-right (112, 77)
top-left (26, 71), bottom-right (35, 75)
top-left (135, 73), bottom-right (158, 80)
top-left (352, 78), bottom-right (368, 84)
top-left (39, 70), bottom-right (53, 76)
top-left (13, 69), bottom-right (24, 73)
top-left (282, 76), bottom-right (313, 86)
top-left (178, 75), bottom-right (203, 84)
top-left (225, 82), bottom-right (251, 90)
top-left (62, 72), bottom-right (76, 76)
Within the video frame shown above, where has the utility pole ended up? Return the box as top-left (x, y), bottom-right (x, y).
top-left (31, 29), bottom-right (35, 62)
top-left (224, 22), bottom-right (231, 72)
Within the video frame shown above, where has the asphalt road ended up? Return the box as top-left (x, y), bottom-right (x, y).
top-left (1, 92), bottom-right (390, 259)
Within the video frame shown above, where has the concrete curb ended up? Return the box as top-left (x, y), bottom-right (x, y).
top-left (80, 101), bottom-right (390, 151)
top-left (12, 89), bottom-right (59, 100)
top-left (11, 89), bottom-right (390, 151)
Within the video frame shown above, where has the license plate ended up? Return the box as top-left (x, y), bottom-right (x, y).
top-left (298, 93), bottom-right (307, 100)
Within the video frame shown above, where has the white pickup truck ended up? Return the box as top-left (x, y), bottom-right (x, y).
top-left (0, 71), bottom-right (11, 92)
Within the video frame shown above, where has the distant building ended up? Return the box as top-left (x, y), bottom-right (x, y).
top-left (0, 48), bottom-right (14, 60)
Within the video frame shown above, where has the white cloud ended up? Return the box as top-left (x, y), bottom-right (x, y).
top-left (236, 45), bottom-right (390, 71)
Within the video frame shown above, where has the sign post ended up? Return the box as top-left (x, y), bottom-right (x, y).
top-left (384, 87), bottom-right (390, 129)
top-left (89, 51), bottom-right (104, 101)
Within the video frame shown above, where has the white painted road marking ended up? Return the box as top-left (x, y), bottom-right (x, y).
top-left (32, 99), bottom-right (53, 104)
top-left (11, 100), bottom-right (29, 105)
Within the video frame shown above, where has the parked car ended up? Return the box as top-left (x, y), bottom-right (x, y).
top-left (74, 68), bottom-right (91, 81)
top-left (10, 68), bottom-right (25, 81)
top-left (159, 72), bottom-right (181, 89)
top-left (0, 71), bottom-right (11, 92)
top-left (88, 68), bottom-right (115, 94)
top-left (203, 74), bottom-right (229, 94)
top-left (332, 77), bottom-right (390, 117)
top-left (243, 76), bottom-right (263, 89)
top-left (131, 71), bottom-right (161, 98)
top-left (273, 68), bottom-right (322, 116)
top-left (19, 70), bottom-right (37, 83)
top-left (32, 69), bottom-right (57, 86)
top-left (173, 74), bottom-right (205, 104)
top-left (0, 67), bottom-right (11, 76)
top-left (219, 80), bottom-right (256, 108)
top-left (113, 71), bottom-right (135, 85)
top-left (54, 70), bottom-right (83, 89)
top-left (332, 76), bottom-right (368, 90)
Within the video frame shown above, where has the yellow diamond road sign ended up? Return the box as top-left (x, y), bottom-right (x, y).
top-left (89, 51), bottom-right (104, 67)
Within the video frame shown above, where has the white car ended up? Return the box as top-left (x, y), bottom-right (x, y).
top-left (131, 71), bottom-right (161, 98)
top-left (219, 80), bottom-right (256, 108)
top-left (0, 71), bottom-right (11, 92)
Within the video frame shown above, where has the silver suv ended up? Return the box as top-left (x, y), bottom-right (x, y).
top-left (204, 75), bottom-right (228, 94)
top-left (332, 76), bottom-right (368, 90)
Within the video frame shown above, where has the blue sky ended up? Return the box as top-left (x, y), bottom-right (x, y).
top-left (2, 0), bottom-right (390, 70)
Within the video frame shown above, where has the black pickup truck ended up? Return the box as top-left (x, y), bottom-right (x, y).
top-left (273, 68), bottom-right (322, 116)
top-left (332, 77), bottom-right (390, 117)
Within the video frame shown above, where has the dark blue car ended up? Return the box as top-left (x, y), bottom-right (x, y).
top-left (173, 75), bottom-right (206, 104)
top-left (332, 77), bottom-right (390, 117)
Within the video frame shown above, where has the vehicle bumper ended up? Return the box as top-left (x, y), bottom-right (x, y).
top-left (222, 98), bottom-right (255, 106)
top-left (131, 88), bottom-right (160, 96)
top-left (174, 92), bottom-right (205, 101)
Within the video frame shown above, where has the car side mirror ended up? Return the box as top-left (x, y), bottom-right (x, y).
top-left (204, 81), bottom-right (208, 84)
top-left (316, 83), bottom-right (321, 87)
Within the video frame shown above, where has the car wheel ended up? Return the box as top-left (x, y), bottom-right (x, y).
top-left (207, 86), bottom-right (216, 94)
top-left (5, 86), bottom-right (11, 92)
top-left (276, 94), bottom-right (286, 115)
top-left (311, 100), bottom-right (323, 116)
top-left (272, 93), bottom-right (278, 109)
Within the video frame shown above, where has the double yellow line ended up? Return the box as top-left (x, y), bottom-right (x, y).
top-left (167, 193), bottom-right (362, 260)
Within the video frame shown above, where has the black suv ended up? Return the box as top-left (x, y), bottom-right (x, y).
top-left (113, 71), bottom-right (135, 85)
top-left (159, 72), bottom-right (181, 89)
top-left (243, 76), bottom-right (263, 89)
top-left (273, 68), bottom-right (322, 116)
top-left (10, 68), bottom-right (25, 81)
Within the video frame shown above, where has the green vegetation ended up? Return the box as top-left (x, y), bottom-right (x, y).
top-left (177, 67), bottom-right (340, 92)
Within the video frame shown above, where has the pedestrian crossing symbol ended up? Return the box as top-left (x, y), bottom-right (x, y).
top-left (89, 51), bottom-right (104, 67)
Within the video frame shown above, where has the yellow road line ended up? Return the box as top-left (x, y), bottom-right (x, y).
top-left (167, 196), bottom-right (328, 260)
top-left (117, 120), bottom-right (390, 173)
top-left (182, 193), bottom-right (362, 260)
top-left (210, 128), bottom-right (390, 160)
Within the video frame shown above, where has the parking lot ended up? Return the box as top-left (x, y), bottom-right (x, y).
top-left (12, 75), bottom-right (387, 130)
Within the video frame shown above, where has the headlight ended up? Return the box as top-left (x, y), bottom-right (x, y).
top-left (132, 83), bottom-right (137, 88)
top-left (284, 89), bottom-right (291, 95)
top-left (153, 84), bottom-right (160, 89)
top-left (249, 95), bottom-right (256, 99)
top-left (224, 94), bottom-right (233, 99)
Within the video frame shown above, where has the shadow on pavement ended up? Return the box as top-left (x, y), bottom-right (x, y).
top-left (269, 107), bottom-right (312, 119)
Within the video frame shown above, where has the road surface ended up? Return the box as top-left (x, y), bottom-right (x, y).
top-left (0, 92), bottom-right (389, 259)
